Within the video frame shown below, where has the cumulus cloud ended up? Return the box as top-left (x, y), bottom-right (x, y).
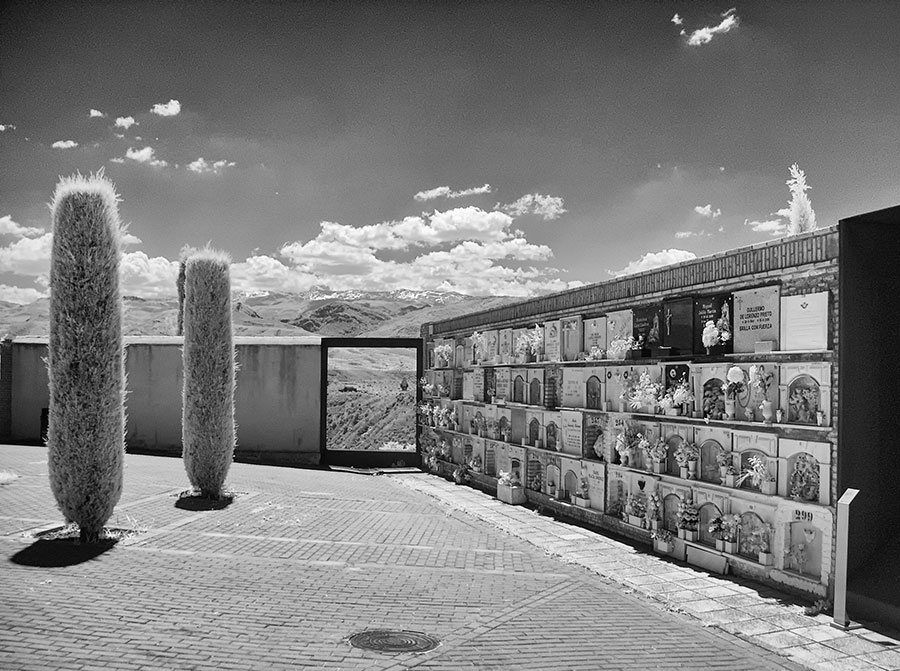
top-left (115, 116), bottom-right (137, 129)
top-left (89, 109), bottom-right (106, 118)
top-left (187, 157), bottom-right (236, 174)
top-left (671, 13), bottom-right (683, 25)
top-left (744, 218), bottom-right (787, 236)
top-left (693, 203), bottom-right (722, 218)
top-left (119, 251), bottom-right (180, 297)
top-left (52, 140), bottom-right (78, 149)
top-left (0, 124), bottom-right (16, 132)
top-left (121, 146), bottom-right (168, 167)
top-left (685, 8), bottom-right (739, 45)
top-left (0, 232), bottom-right (53, 278)
top-left (414, 183), bottom-right (493, 201)
top-left (0, 284), bottom-right (46, 305)
top-left (151, 99), bottom-right (181, 116)
top-left (121, 233), bottom-right (142, 245)
top-left (608, 249), bottom-right (697, 277)
top-left (0, 215), bottom-right (44, 238)
top-left (497, 193), bottom-right (568, 220)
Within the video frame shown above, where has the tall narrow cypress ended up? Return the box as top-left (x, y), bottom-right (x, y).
top-left (47, 172), bottom-right (126, 543)
top-left (182, 249), bottom-right (236, 498)
top-left (175, 245), bottom-right (195, 336)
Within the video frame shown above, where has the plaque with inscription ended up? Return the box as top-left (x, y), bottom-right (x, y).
top-left (494, 367), bottom-right (510, 401)
top-left (632, 304), bottom-right (663, 347)
top-left (606, 309), bottom-right (633, 345)
top-left (661, 298), bottom-right (693, 354)
top-left (584, 460), bottom-right (606, 511)
top-left (583, 316), bottom-right (607, 354)
top-left (560, 410), bottom-right (583, 456)
top-left (733, 286), bottom-right (780, 352)
top-left (498, 329), bottom-right (513, 362)
top-left (480, 330), bottom-right (498, 361)
top-left (544, 320), bottom-right (561, 361)
top-left (472, 367), bottom-right (485, 402)
top-left (462, 370), bottom-right (474, 400)
top-left (693, 293), bottom-right (734, 354)
top-left (560, 316), bottom-right (583, 361)
top-left (781, 292), bottom-right (828, 350)
top-left (560, 368), bottom-right (584, 408)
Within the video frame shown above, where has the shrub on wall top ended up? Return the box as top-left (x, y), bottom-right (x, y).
top-left (47, 171), bottom-right (126, 542)
top-left (182, 248), bottom-right (236, 499)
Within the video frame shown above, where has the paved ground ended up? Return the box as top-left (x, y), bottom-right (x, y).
top-left (1, 445), bottom-right (898, 671)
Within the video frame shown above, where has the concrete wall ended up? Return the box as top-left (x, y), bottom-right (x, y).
top-left (8, 336), bottom-right (323, 466)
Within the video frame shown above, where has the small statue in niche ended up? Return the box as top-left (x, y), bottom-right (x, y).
top-left (648, 313), bottom-right (660, 345)
top-left (789, 453), bottom-right (820, 502)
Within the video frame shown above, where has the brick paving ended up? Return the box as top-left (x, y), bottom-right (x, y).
top-left (0, 446), bottom-right (896, 670)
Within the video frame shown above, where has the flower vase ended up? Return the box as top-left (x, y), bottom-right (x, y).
top-left (664, 407), bottom-right (680, 416)
top-left (758, 552), bottom-right (774, 566)
top-left (725, 399), bottom-right (736, 419)
top-left (760, 480), bottom-right (777, 496)
top-left (650, 519), bottom-right (660, 531)
top-left (687, 461), bottom-right (698, 480)
top-left (725, 473), bottom-right (738, 488)
top-left (761, 400), bottom-right (774, 424)
top-left (715, 539), bottom-right (726, 551)
top-left (816, 410), bottom-right (825, 427)
top-left (724, 541), bottom-right (737, 554)
top-left (776, 408), bottom-right (783, 423)
top-left (678, 528), bottom-right (699, 542)
top-left (618, 401), bottom-right (627, 413)
top-left (719, 465), bottom-right (728, 479)
top-left (679, 466), bottom-right (689, 480)
top-left (654, 539), bottom-right (672, 554)
top-left (628, 514), bottom-right (643, 527)
top-left (652, 460), bottom-right (666, 474)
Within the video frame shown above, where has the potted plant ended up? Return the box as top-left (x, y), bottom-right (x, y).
top-left (628, 371), bottom-right (661, 413)
top-left (744, 523), bottom-right (774, 565)
top-left (615, 425), bottom-right (649, 468)
top-left (644, 438), bottom-right (668, 474)
top-left (736, 455), bottom-right (777, 495)
top-left (528, 470), bottom-right (542, 492)
top-left (673, 441), bottom-right (699, 479)
top-left (433, 343), bottom-right (453, 368)
top-left (658, 379), bottom-right (694, 416)
top-left (709, 513), bottom-right (741, 552)
top-left (607, 337), bottom-right (631, 361)
top-left (723, 464), bottom-right (739, 488)
top-left (467, 454), bottom-right (483, 474)
top-left (676, 497), bottom-right (700, 541)
top-left (496, 470), bottom-right (527, 505)
top-left (574, 475), bottom-right (591, 508)
top-left (715, 446), bottom-right (733, 481)
top-left (452, 462), bottom-right (470, 485)
top-left (749, 364), bottom-right (776, 423)
top-left (651, 528), bottom-right (674, 554)
top-left (724, 366), bottom-right (745, 419)
top-left (645, 492), bottom-right (661, 530)
top-left (586, 345), bottom-right (606, 361)
top-left (624, 493), bottom-right (647, 527)
top-left (625, 335), bottom-right (650, 359)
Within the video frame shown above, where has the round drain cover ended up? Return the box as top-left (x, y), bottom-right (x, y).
top-left (348, 630), bottom-right (439, 653)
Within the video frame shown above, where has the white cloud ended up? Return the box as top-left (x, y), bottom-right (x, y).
top-left (187, 157), bottom-right (236, 174)
top-left (498, 193), bottom-right (568, 220)
top-left (150, 99), bottom-right (181, 116)
top-left (0, 232), bottom-right (53, 277)
top-left (675, 231), bottom-right (694, 239)
top-left (115, 116), bottom-right (137, 129)
top-left (89, 109), bottom-right (106, 118)
top-left (119, 251), bottom-right (180, 298)
top-left (693, 203), bottom-right (722, 218)
top-left (0, 215), bottom-right (44, 238)
top-left (671, 13), bottom-right (683, 25)
top-left (109, 157), bottom-right (125, 163)
top-left (0, 284), bottom-right (46, 305)
top-left (122, 146), bottom-right (168, 167)
top-left (0, 124), bottom-right (16, 132)
top-left (609, 249), bottom-right (697, 277)
top-left (52, 140), bottom-right (78, 149)
top-left (685, 9), bottom-right (739, 45)
top-left (744, 218), bottom-right (787, 236)
top-left (414, 183), bottom-right (493, 201)
top-left (121, 233), bottom-right (142, 245)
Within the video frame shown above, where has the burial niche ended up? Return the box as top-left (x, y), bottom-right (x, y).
top-left (586, 375), bottom-right (603, 410)
top-left (513, 375), bottom-right (526, 404)
top-left (788, 374), bottom-right (820, 424)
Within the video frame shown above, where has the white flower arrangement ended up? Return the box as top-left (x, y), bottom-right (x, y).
top-left (606, 337), bottom-right (632, 360)
top-left (628, 371), bottom-right (661, 411)
top-left (701, 320), bottom-right (731, 350)
top-left (725, 365), bottom-right (746, 399)
top-left (749, 364), bottom-right (774, 401)
top-left (514, 324), bottom-right (544, 356)
top-left (433, 343), bottom-right (453, 364)
top-left (658, 379), bottom-right (693, 411)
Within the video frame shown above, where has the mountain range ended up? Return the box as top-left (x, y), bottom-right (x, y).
top-left (0, 288), bottom-right (515, 339)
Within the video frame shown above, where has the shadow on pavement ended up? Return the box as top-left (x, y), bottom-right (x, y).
top-left (10, 538), bottom-right (118, 567)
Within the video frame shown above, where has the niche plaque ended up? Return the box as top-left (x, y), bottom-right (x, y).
top-left (734, 286), bottom-right (780, 353)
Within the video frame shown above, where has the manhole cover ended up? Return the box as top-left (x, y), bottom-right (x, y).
top-left (348, 630), bottom-right (439, 653)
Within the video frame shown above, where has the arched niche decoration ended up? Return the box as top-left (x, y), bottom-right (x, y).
top-left (738, 511), bottom-right (766, 558)
top-left (739, 449), bottom-right (766, 491)
top-left (545, 375), bottom-right (558, 409)
top-left (787, 452), bottom-right (821, 503)
top-left (546, 464), bottom-right (560, 491)
top-left (510, 457), bottom-right (522, 483)
top-left (528, 418), bottom-right (541, 447)
top-left (663, 493), bottom-right (681, 532)
top-left (463, 442), bottom-right (473, 462)
top-left (498, 416), bottom-right (510, 438)
top-left (665, 434), bottom-right (685, 476)
top-left (702, 378), bottom-right (725, 420)
top-left (698, 502), bottom-right (722, 547)
top-left (787, 374), bottom-right (820, 424)
top-left (786, 521), bottom-right (822, 579)
top-left (513, 376), bottom-right (526, 404)
top-left (586, 375), bottom-right (603, 410)
top-left (546, 422), bottom-right (558, 451)
top-left (529, 378), bottom-right (542, 406)
top-left (563, 469), bottom-right (578, 499)
top-left (699, 439), bottom-right (723, 484)
top-left (526, 458), bottom-right (542, 490)
top-left (473, 411), bottom-right (484, 434)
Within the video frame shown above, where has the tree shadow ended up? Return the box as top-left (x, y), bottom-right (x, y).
top-left (174, 493), bottom-right (234, 511)
top-left (10, 537), bottom-right (118, 567)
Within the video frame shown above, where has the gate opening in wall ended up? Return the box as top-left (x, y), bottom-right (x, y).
top-left (320, 337), bottom-right (423, 469)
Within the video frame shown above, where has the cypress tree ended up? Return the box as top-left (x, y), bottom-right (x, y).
top-left (47, 172), bottom-right (126, 543)
top-left (182, 249), bottom-right (236, 498)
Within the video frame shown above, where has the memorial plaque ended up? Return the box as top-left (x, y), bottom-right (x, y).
top-left (583, 316), bottom-right (607, 354)
top-left (561, 410), bottom-right (583, 456)
top-left (560, 368), bottom-right (584, 408)
top-left (472, 367), bottom-right (485, 402)
top-left (733, 286), bottom-right (780, 352)
top-left (462, 370), bottom-right (474, 400)
top-left (661, 298), bottom-right (694, 354)
top-left (693, 293), bottom-right (734, 354)
top-left (512, 328), bottom-right (526, 360)
top-left (483, 367), bottom-right (496, 402)
top-left (781, 292), bottom-right (828, 350)
top-left (584, 460), bottom-right (606, 511)
top-left (560, 316), bottom-right (583, 361)
top-left (606, 309), bottom-right (633, 345)
top-left (544, 320), bottom-right (561, 362)
top-left (481, 329), bottom-right (498, 362)
top-left (664, 364), bottom-right (690, 390)
top-left (632, 304), bottom-right (663, 347)
top-left (494, 367), bottom-right (510, 401)
top-left (498, 329), bottom-right (513, 362)
top-left (464, 338), bottom-right (474, 365)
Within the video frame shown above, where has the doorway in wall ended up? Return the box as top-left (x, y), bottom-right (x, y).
top-left (321, 337), bottom-right (423, 469)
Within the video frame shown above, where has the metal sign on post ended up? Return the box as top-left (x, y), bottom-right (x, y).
top-left (832, 487), bottom-right (861, 630)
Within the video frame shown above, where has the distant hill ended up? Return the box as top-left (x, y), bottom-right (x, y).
top-left (0, 288), bottom-right (515, 339)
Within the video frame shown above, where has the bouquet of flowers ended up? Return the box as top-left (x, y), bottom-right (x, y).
top-left (628, 371), bottom-right (661, 411)
top-left (658, 379), bottom-right (694, 411)
top-left (433, 343), bottom-right (453, 365)
top-left (676, 498), bottom-right (700, 531)
top-left (701, 319), bottom-right (731, 350)
top-left (673, 441), bottom-right (699, 468)
top-left (725, 366), bottom-right (746, 399)
top-left (749, 364), bottom-right (774, 401)
top-left (644, 438), bottom-right (668, 463)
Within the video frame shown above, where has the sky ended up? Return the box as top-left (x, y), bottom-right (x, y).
top-left (1, 0), bottom-right (899, 304)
